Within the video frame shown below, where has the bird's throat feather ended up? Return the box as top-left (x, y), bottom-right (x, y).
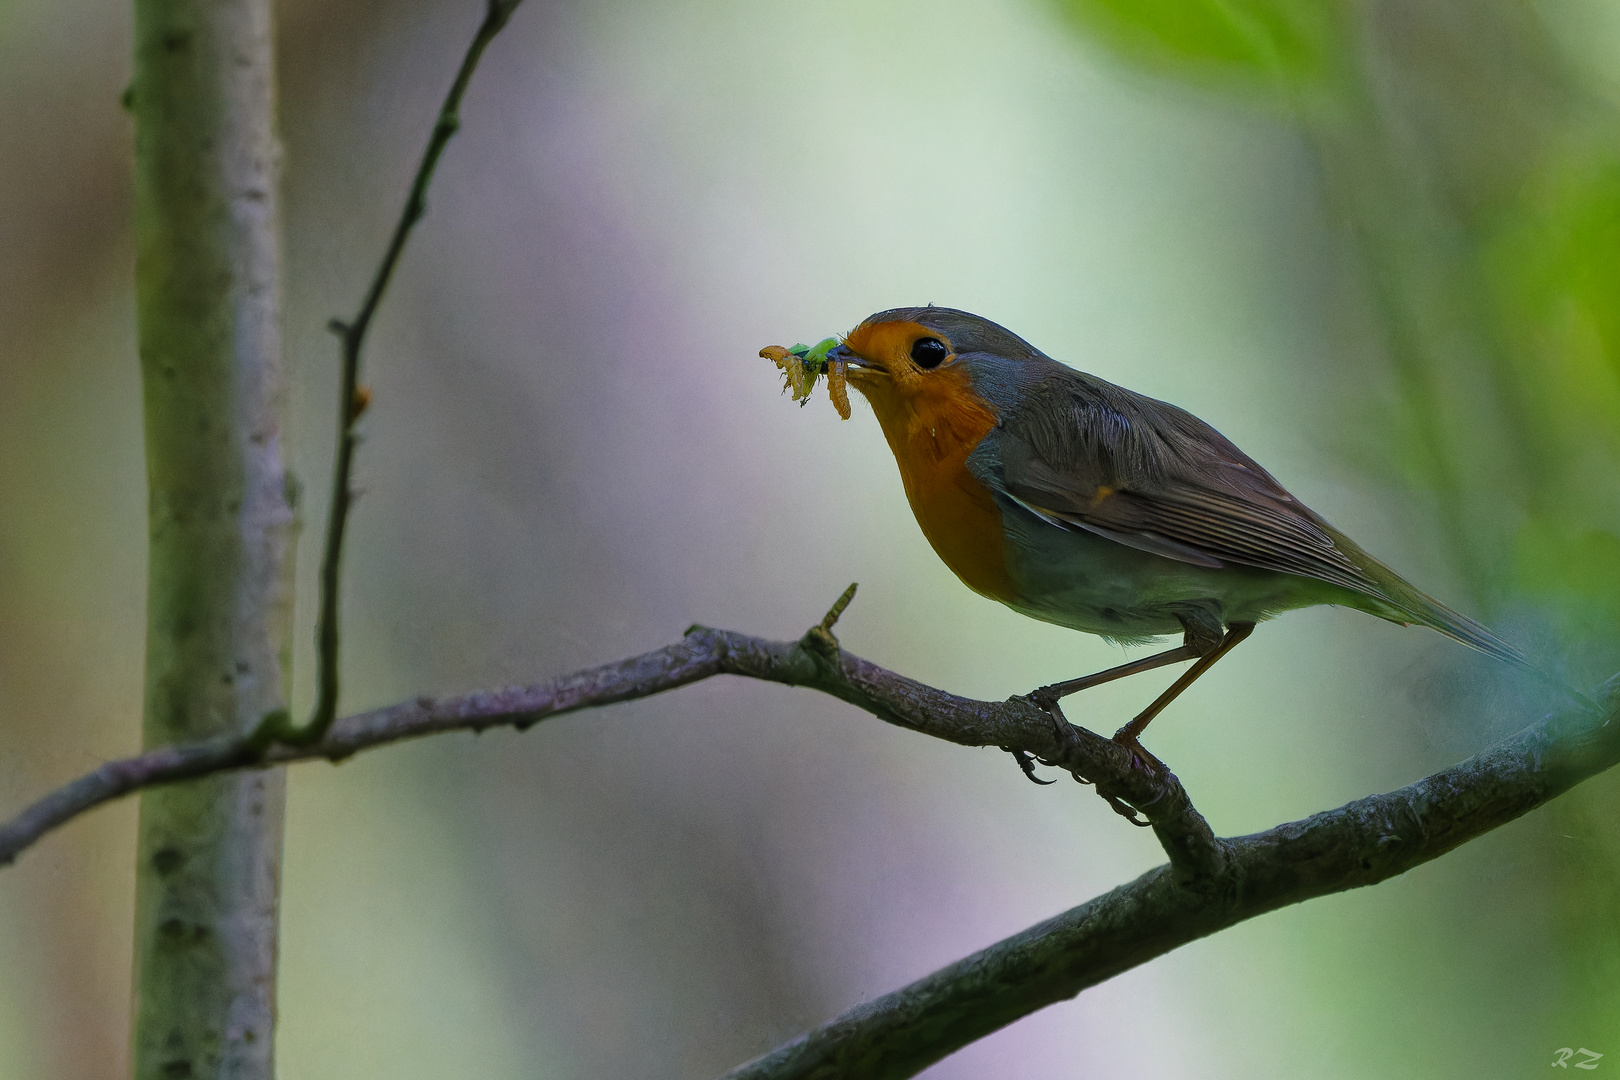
top-left (855, 369), bottom-right (1018, 604)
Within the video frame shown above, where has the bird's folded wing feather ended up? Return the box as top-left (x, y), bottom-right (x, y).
top-left (972, 366), bottom-right (1542, 673)
top-left (988, 375), bottom-right (1388, 601)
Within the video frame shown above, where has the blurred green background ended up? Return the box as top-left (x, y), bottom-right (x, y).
top-left (2, 0), bottom-right (1618, 1076)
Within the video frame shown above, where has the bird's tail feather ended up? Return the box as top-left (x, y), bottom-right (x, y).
top-left (1361, 564), bottom-right (1596, 711)
top-left (1393, 588), bottom-right (1529, 671)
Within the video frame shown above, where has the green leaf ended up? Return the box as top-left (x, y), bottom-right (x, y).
top-left (1055, 0), bottom-right (1338, 92)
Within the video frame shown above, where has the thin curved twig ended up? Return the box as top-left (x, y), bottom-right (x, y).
top-left (255, 0), bottom-right (525, 750)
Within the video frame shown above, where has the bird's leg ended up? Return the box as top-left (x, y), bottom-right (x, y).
top-left (1114, 621), bottom-right (1255, 771)
top-left (1017, 627), bottom-right (1208, 781)
top-left (1025, 644), bottom-right (1201, 712)
top-left (1015, 642), bottom-right (1197, 784)
top-left (1027, 612), bottom-right (1225, 711)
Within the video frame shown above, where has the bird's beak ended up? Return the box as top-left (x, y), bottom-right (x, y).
top-left (830, 343), bottom-right (886, 376)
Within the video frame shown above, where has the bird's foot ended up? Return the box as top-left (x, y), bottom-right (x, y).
top-left (1022, 686), bottom-right (1088, 750)
top-left (1020, 683), bottom-right (1063, 716)
top-left (1111, 727), bottom-right (1166, 777)
top-left (1003, 688), bottom-right (1078, 786)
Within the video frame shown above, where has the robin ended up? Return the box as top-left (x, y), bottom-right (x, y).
top-left (820, 305), bottom-right (1554, 772)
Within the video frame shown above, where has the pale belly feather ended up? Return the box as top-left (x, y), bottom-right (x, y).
top-left (996, 502), bottom-right (1324, 642)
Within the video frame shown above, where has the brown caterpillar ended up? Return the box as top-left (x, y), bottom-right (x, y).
top-left (826, 356), bottom-right (850, 420)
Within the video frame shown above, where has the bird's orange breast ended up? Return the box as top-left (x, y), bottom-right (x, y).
top-left (854, 366), bottom-right (1019, 605)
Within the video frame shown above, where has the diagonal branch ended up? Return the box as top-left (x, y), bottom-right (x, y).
top-left (2, 591), bottom-right (1615, 1079)
top-left (721, 679), bottom-right (1620, 1079)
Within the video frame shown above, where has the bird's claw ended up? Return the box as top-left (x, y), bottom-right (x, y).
top-left (1003, 746), bottom-right (1057, 785)
top-left (1098, 789), bottom-right (1153, 826)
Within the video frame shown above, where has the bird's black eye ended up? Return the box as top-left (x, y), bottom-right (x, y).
top-left (910, 337), bottom-right (949, 369)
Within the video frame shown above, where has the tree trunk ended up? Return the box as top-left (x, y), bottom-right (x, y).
top-left (127, 0), bottom-right (294, 1077)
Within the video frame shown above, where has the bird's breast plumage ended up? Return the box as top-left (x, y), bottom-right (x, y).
top-left (857, 366), bottom-right (1021, 606)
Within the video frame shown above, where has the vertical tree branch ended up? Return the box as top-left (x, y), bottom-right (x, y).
top-left (128, 0), bottom-right (294, 1076)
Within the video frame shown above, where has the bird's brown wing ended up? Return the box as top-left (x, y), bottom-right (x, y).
top-left (986, 373), bottom-right (1387, 601)
top-left (978, 367), bottom-right (1538, 673)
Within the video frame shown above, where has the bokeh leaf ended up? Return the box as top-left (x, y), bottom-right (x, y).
top-left (1055, 0), bottom-right (1338, 91)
